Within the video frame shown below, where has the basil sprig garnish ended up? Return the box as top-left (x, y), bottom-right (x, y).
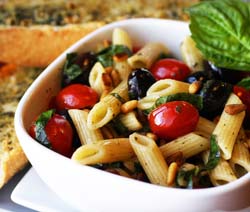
top-left (97, 44), bottom-right (132, 67)
top-left (186, 0), bottom-right (250, 71)
top-left (63, 53), bottom-right (82, 81)
top-left (35, 109), bottom-right (54, 148)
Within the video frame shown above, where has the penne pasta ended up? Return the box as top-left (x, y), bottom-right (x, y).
top-left (129, 133), bottom-right (168, 186)
top-left (202, 151), bottom-right (237, 186)
top-left (68, 109), bottom-right (103, 145)
top-left (180, 36), bottom-right (204, 72)
top-left (138, 79), bottom-right (190, 110)
top-left (195, 117), bottom-right (216, 139)
top-left (128, 42), bottom-right (169, 69)
top-left (72, 138), bottom-right (134, 165)
top-left (159, 133), bottom-right (209, 159)
top-left (230, 129), bottom-right (250, 176)
top-left (112, 28), bottom-right (132, 51)
top-left (87, 80), bottom-right (129, 129)
top-left (212, 93), bottom-right (246, 160)
top-left (118, 111), bottom-right (142, 131)
top-left (89, 62), bottom-right (107, 95)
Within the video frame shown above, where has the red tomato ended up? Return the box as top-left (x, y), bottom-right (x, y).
top-left (233, 85), bottom-right (250, 122)
top-left (56, 84), bottom-right (98, 111)
top-left (148, 101), bottom-right (199, 140)
top-left (45, 114), bottom-right (73, 157)
top-left (150, 58), bottom-right (191, 81)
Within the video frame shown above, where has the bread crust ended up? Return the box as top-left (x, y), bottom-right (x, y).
top-left (0, 23), bottom-right (104, 67)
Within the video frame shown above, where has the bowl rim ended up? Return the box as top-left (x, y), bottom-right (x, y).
top-left (14, 18), bottom-right (250, 196)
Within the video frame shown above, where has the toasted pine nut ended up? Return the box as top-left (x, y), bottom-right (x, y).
top-left (121, 100), bottom-right (138, 113)
top-left (167, 162), bottom-right (178, 186)
top-left (103, 39), bottom-right (111, 48)
top-left (189, 81), bottom-right (201, 94)
top-left (105, 66), bottom-right (113, 74)
top-left (146, 132), bottom-right (158, 141)
top-left (225, 104), bottom-right (246, 115)
top-left (166, 151), bottom-right (184, 166)
top-left (113, 53), bottom-right (128, 62)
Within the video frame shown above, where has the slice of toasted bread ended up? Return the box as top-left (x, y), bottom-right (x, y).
top-left (0, 0), bottom-right (199, 67)
top-left (0, 65), bottom-right (42, 188)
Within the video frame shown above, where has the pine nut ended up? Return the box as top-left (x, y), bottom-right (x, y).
top-left (121, 100), bottom-right (138, 113)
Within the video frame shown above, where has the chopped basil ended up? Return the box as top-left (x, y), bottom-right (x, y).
top-left (35, 109), bottom-right (54, 148)
top-left (96, 44), bottom-right (132, 67)
top-left (237, 77), bottom-right (250, 90)
top-left (204, 134), bottom-right (220, 171)
top-left (186, 0), bottom-right (250, 71)
top-left (176, 164), bottom-right (199, 189)
top-left (143, 93), bottom-right (203, 115)
top-left (63, 53), bottom-right (82, 81)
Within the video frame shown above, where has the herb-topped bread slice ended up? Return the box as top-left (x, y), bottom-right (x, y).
top-left (0, 0), bottom-right (199, 67)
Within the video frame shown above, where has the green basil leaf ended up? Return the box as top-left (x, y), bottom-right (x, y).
top-left (35, 109), bottom-right (54, 148)
top-left (204, 134), bottom-right (220, 170)
top-left (97, 44), bottom-right (132, 67)
top-left (237, 77), bottom-right (250, 90)
top-left (186, 0), bottom-right (250, 71)
top-left (63, 53), bottom-right (82, 81)
top-left (143, 93), bottom-right (203, 115)
top-left (176, 164), bottom-right (199, 189)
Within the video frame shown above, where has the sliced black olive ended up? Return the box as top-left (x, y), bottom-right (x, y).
top-left (185, 71), bottom-right (212, 84)
top-left (62, 52), bottom-right (97, 87)
top-left (205, 61), bottom-right (250, 84)
top-left (198, 79), bottom-right (233, 119)
top-left (128, 68), bottom-right (156, 100)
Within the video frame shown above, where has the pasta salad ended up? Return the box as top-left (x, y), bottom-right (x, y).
top-left (29, 21), bottom-right (250, 189)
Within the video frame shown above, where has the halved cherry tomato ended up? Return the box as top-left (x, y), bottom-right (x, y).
top-left (45, 114), bottom-right (73, 157)
top-left (29, 114), bottom-right (73, 157)
top-left (150, 58), bottom-right (191, 81)
top-left (55, 84), bottom-right (98, 111)
top-left (148, 101), bottom-right (199, 140)
top-left (233, 85), bottom-right (250, 124)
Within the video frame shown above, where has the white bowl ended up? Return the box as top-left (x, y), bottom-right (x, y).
top-left (14, 19), bottom-right (250, 212)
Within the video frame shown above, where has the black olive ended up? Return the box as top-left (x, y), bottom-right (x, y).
top-left (205, 61), bottom-right (250, 84)
top-left (62, 52), bottom-right (97, 87)
top-left (128, 68), bottom-right (156, 100)
top-left (198, 79), bottom-right (233, 119)
top-left (185, 71), bottom-right (212, 84)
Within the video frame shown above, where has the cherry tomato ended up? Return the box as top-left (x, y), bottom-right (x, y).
top-left (233, 85), bottom-right (250, 124)
top-left (45, 114), bottom-right (73, 157)
top-left (150, 58), bottom-right (191, 81)
top-left (148, 101), bottom-right (199, 140)
top-left (29, 114), bottom-right (73, 157)
top-left (56, 84), bottom-right (98, 111)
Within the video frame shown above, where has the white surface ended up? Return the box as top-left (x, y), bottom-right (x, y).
top-left (11, 168), bottom-right (73, 212)
top-left (14, 19), bottom-right (250, 212)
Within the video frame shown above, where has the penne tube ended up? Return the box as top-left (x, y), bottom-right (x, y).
top-left (202, 151), bottom-right (237, 186)
top-left (213, 93), bottom-right (245, 160)
top-left (89, 62), bottom-right (107, 95)
top-left (128, 42), bottom-right (169, 69)
top-left (112, 28), bottom-right (132, 51)
top-left (180, 36), bottom-right (204, 72)
top-left (118, 111), bottom-right (142, 131)
top-left (230, 129), bottom-right (250, 175)
top-left (129, 133), bottom-right (168, 186)
top-left (72, 138), bottom-right (134, 165)
top-left (138, 79), bottom-right (190, 110)
top-left (87, 80), bottom-right (129, 129)
top-left (195, 117), bottom-right (216, 139)
top-left (159, 133), bottom-right (210, 159)
top-left (113, 60), bottom-right (132, 81)
top-left (68, 109), bottom-right (103, 145)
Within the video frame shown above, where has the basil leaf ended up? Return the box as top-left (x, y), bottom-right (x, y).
top-left (35, 109), bottom-right (54, 148)
top-left (204, 134), bottom-right (220, 170)
top-left (176, 164), bottom-right (199, 189)
top-left (97, 45), bottom-right (132, 67)
top-left (143, 93), bottom-right (203, 115)
top-left (63, 53), bottom-right (82, 81)
top-left (237, 77), bottom-right (250, 90)
top-left (186, 0), bottom-right (250, 71)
